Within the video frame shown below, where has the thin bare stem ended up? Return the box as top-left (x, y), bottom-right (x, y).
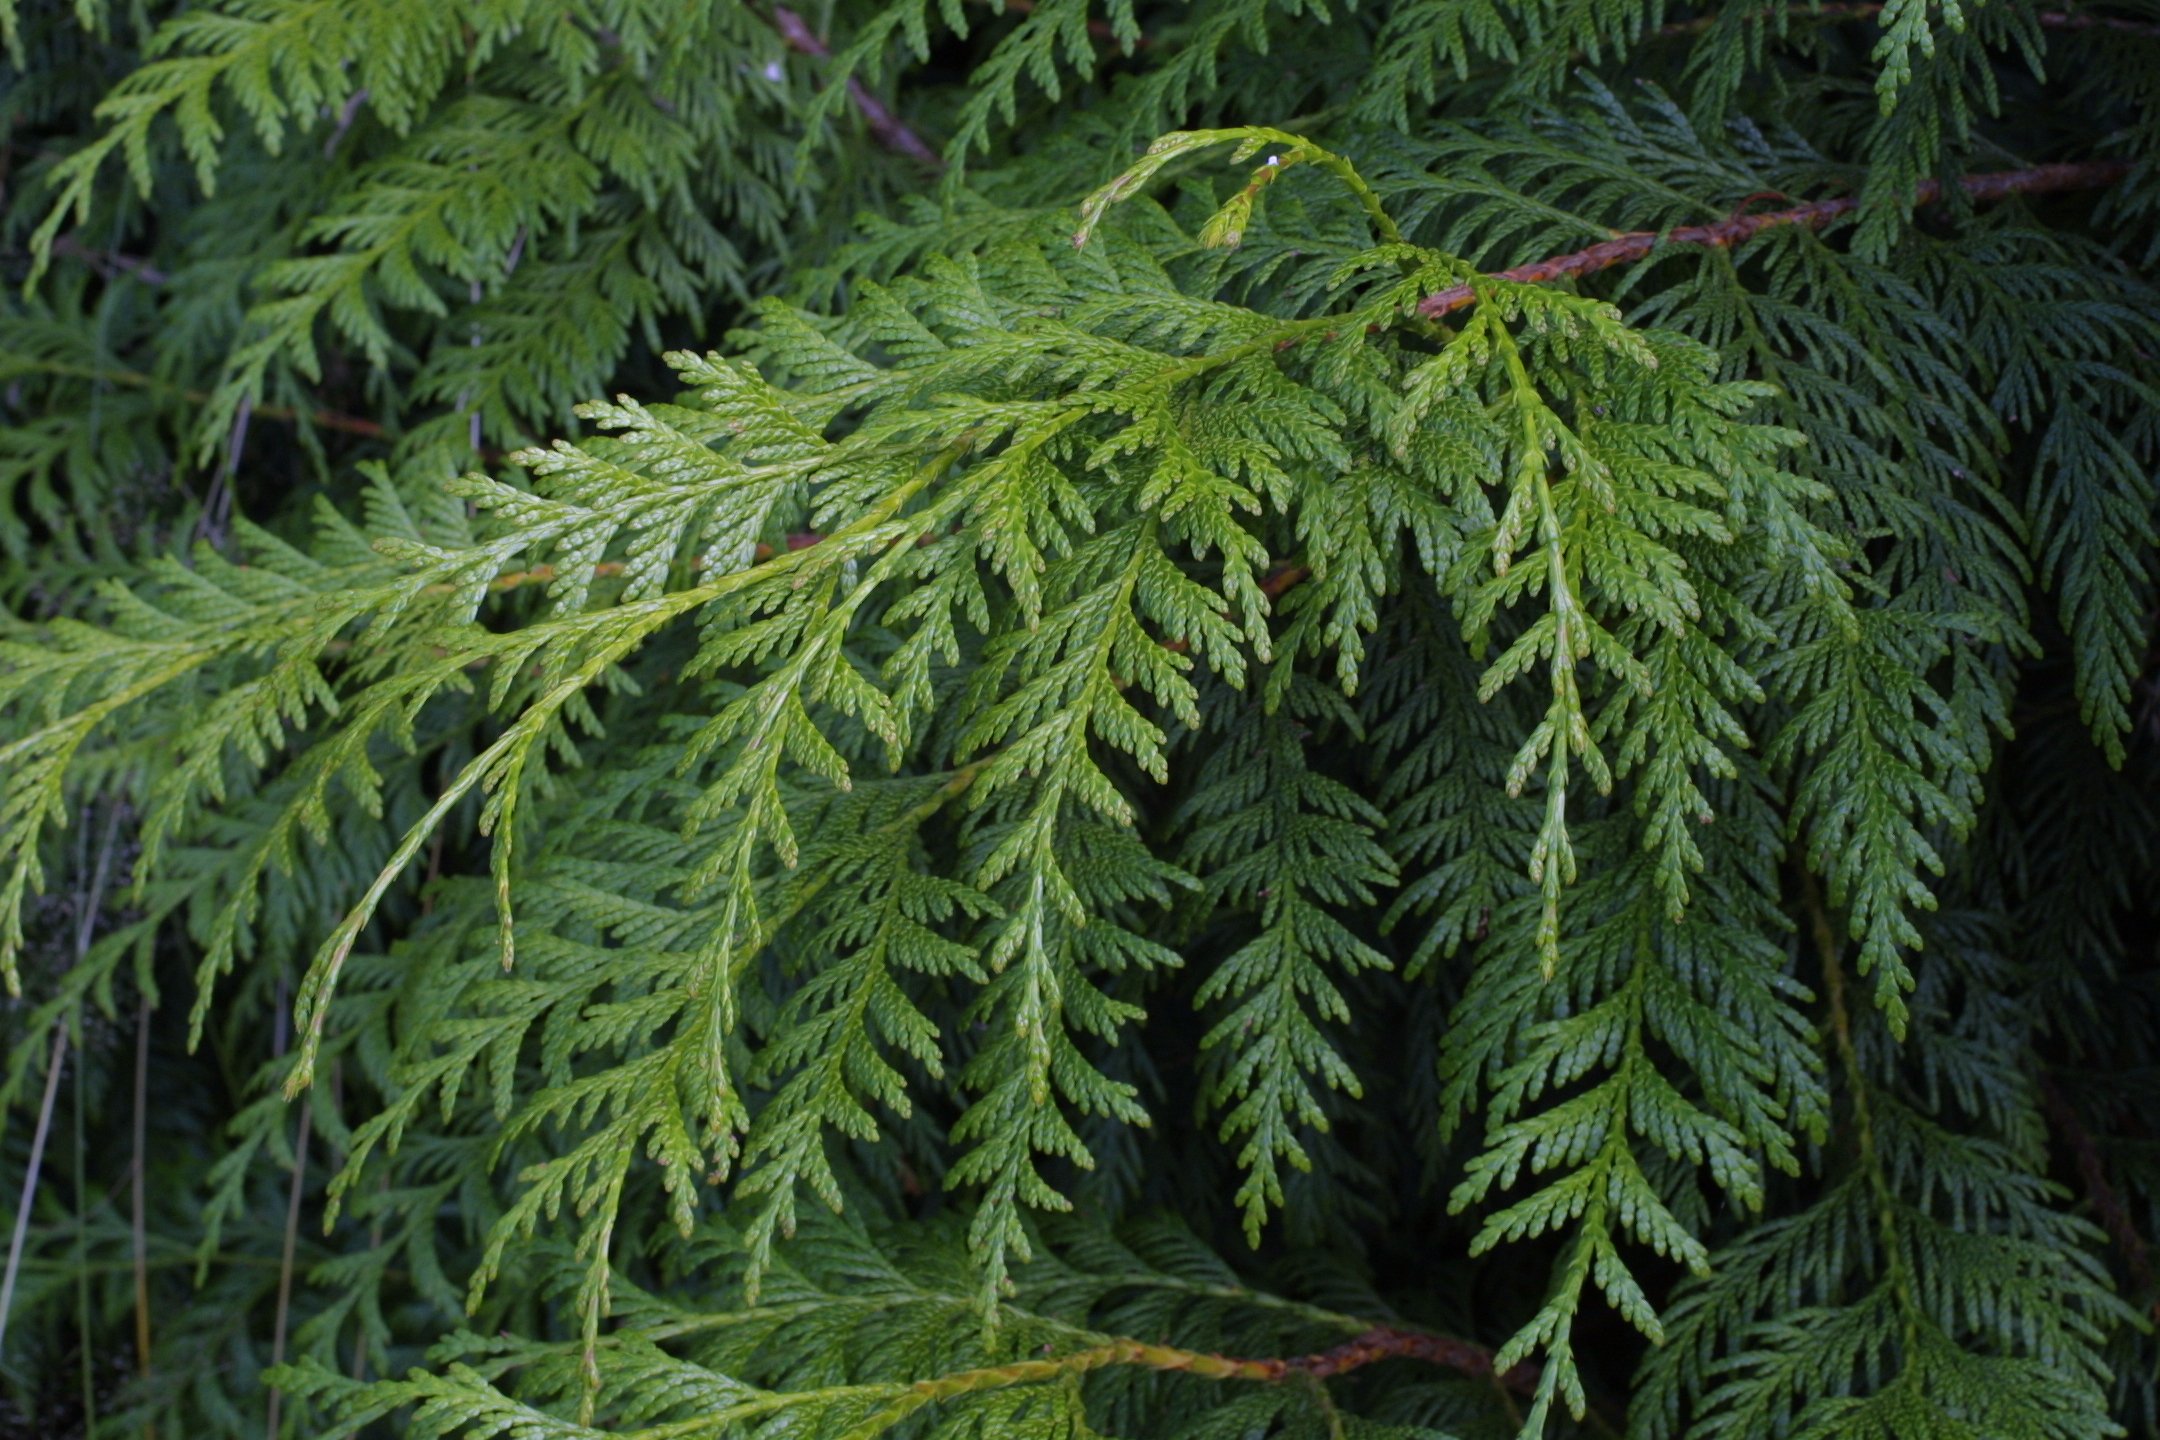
top-left (349, 1171), bottom-right (387, 1381)
top-left (132, 993), bottom-right (155, 1440)
top-left (263, 969), bottom-right (304, 1435)
top-left (323, 89), bottom-right (371, 158)
top-left (0, 803), bottom-right (122, 1357)
top-left (263, 1098), bottom-right (312, 1439)
top-left (0, 1028), bottom-right (66, 1358)
top-left (73, 1027), bottom-right (94, 1436)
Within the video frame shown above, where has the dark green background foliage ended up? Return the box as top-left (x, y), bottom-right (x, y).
top-left (3, 1), bottom-right (2159, 1436)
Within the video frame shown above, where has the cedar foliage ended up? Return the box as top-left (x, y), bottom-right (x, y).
top-left (3, 1), bottom-right (2159, 1437)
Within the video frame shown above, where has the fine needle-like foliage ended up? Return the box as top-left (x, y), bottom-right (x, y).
top-left (3, 3), bottom-right (2158, 1439)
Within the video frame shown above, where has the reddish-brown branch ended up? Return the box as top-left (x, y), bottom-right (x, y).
top-left (1262, 1325), bottom-right (1535, 1393)
top-left (996, 0), bottom-right (1151, 49)
top-left (1416, 159), bottom-right (2131, 320)
top-left (50, 233), bottom-right (170, 286)
top-left (2037, 6), bottom-right (2160, 37)
top-left (2039, 1072), bottom-right (2158, 1317)
top-left (1259, 562), bottom-right (1310, 601)
top-left (1653, 3), bottom-right (2160, 42)
top-left (818, 0), bottom-right (2160, 76)
top-left (904, 1325), bottom-right (1536, 1413)
top-left (18, 357), bottom-right (391, 442)
top-left (768, 7), bottom-right (944, 169)
top-left (255, 399), bottom-right (387, 440)
top-left (1155, 562), bottom-right (1311, 660)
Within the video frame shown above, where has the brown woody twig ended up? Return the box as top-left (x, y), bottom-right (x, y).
top-left (996, 0), bottom-right (1151, 50)
top-left (50, 233), bottom-right (169, 287)
top-left (1269, 1325), bottom-right (1534, 1391)
top-left (891, 1325), bottom-right (1535, 1417)
top-left (1654, 3), bottom-right (2160, 42)
top-left (2039, 1072), bottom-right (2159, 1318)
top-left (768, 7), bottom-right (944, 169)
top-left (16, 358), bottom-right (389, 443)
top-left (1416, 160), bottom-right (2131, 320)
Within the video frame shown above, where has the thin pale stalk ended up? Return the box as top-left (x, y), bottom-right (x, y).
top-left (263, 1099), bottom-right (312, 1440)
top-left (74, 1034), bottom-right (95, 1436)
top-left (0, 803), bottom-right (122, 1355)
top-left (131, 993), bottom-right (154, 1440)
top-left (0, 1027), bottom-right (66, 1357)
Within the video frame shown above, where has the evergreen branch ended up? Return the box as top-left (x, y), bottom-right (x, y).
top-left (14, 15), bottom-right (2160, 1433)
top-left (1180, 685), bottom-right (1397, 1241)
top-left (1416, 161), bottom-right (2132, 320)
top-left (1643, 868), bottom-right (2136, 1438)
top-left (770, 6), bottom-right (944, 169)
top-left (284, 439), bottom-right (968, 1093)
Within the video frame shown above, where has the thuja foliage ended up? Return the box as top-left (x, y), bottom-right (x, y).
top-left (4, 1), bottom-right (2160, 1437)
